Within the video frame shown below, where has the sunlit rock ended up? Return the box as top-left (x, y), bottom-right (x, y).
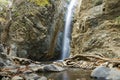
top-left (12, 76), bottom-right (23, 80)
top-left (106, 68), bottom-right (120, 80)
top-left (91, 66), bottom-right (110, 79)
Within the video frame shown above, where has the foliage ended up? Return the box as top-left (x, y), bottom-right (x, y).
top-left (28, 0), bottom-right (50, 6)
top-left (115, 16), bottom-right (120, 24)
top-left (0, 0), bottom-right (12, 9)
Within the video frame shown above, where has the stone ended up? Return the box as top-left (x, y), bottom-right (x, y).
top-left (106, 68), bottom-right (120, 80)
top-left (12, 76), bottom-right (23, 80)
top-left (38, 76), bottom-right (47, 80)
top-left (0, 44), bottom-right (4, 53)
top-left (29, 64), bottom-right (43, 72)
top-left (91, 66), bottom-right (110, 79)
top-left (43, 64), bottom-right (65, 72)
top-left (17, 49), bottom-right (27, 58)
top-left (24, 73), bottom-right (47, 80)
top-left (9, 44), bottom-right (17, 57)
top-left (0, 53), bottom-right (14, 67)
top-left (91, 66), bottom-right (120, 80)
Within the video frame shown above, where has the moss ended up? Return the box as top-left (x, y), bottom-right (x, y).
top-left (115, 16), bottom-right (120, 24)
top-left (28, 0), bottom-right (50, 6)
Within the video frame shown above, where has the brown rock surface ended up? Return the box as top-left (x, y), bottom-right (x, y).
top-left (71, 0), bottom-right (120, 58)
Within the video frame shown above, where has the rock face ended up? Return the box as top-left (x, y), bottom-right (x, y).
top-left (71, 0), bottom-right (120, 58)
top-left (0, 0), bottom-right (66, 60)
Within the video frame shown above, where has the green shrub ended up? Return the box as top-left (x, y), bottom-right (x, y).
top-left (28, 0), bottom-right (50, 6)
top-left (0, 0), bottom-right (12, 8)
top-left (115, 16), bottom-right (120, 24)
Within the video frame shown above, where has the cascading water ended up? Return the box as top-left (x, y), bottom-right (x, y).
top-left (61, 0), bottom-right (82, 60)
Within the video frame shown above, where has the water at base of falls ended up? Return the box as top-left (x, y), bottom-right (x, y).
top-left (61, 0), bottom-right (77, 60)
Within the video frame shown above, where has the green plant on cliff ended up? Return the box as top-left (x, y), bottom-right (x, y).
top-left (0, 0), bottom-right (11, 18)
top-left (0, 0), bottom-right (10, 8)
top-left (28, 0), bottom-right (49, 6)
top-left (115, 16), bottom-right (120, 24)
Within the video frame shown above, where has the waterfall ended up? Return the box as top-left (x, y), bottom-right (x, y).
top-left (61, 0), bottom-right (77, 60)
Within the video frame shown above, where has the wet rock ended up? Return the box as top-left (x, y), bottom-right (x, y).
top-left (23, 70), bottom-right (33, 74)
top-left (12, 76), bottom-right (23, 80)
top-left (24, 73), bottom-right (47, 80)
top-left (9, 44), bottom-right (17, 57)
top-left (55, 32), bottom-right (63, 56)
top-left (44, 64), bottom-right (65, 72)
top-left (17, 49), bottom-right (27, 58)
top-left (0, 54), bottom-right (14, 67)
top-left (29, 63), bottom-right (65, 72)
top-left (2, 66), bottom-right (18, 74)
top-left (0, 44), bottom-right (4, 53)
top-left (0, 62), bottom-right (5, 68)
top-left (38, 76), bottom-right (47, 80)
top-left (91, 66), bottom-right (110, 78)
top-left (29, 64), bottom-right (44, 72)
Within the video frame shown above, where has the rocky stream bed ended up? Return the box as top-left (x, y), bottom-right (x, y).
top-left (0, 50), bottom-right (120, 80)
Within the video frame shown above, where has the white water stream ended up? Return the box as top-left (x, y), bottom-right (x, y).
top-left (61, 0), bottom-right (82, 60)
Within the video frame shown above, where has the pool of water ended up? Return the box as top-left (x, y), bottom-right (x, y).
top-left (39, 68), bottom-right (94, 80)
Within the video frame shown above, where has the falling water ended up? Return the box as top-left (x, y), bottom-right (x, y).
top-left (61, 0), bottom-right (82, 60)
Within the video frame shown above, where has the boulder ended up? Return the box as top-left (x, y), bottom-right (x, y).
top-left (91, 66), bottom-right (120, 80)
top-left (91, 66), bottom-right (110, 79)
top-left (106, 68), bottom-right (120, 80)
top-left (23, 73), bottom-right (47, 80)
top-left (43, 64), bottom-right (65, 72)
top-left (0, 54), bottom-right (14, 67)
top-left (12, 76), bottom-right (23, 80)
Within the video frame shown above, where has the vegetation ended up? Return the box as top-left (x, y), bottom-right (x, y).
top-left (0, 0), bottom-right (11, 8)
top-left (115, 16), bottom-right (120, 24)
top-left (28, 0), bottom-right (50, 6)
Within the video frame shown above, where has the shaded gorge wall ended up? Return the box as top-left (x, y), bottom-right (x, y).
top-left (0, 0), bottom-right (67, 61)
